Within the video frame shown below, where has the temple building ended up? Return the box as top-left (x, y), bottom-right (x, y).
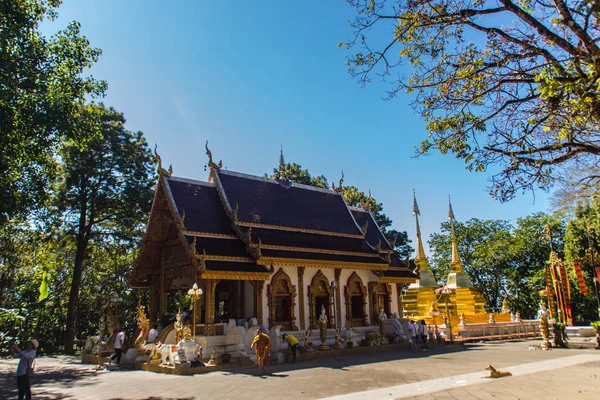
top-left (130, 145), bottom-right (417, 335)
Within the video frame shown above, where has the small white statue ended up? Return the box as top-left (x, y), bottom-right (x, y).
top-left (515, 312), bottom-right (523, 323)
top-left (459, 313), bottom-right (466, 327)
top-left (510, 312), bottom-right (516, 322)
top-left (488, 314), bottom-right (496, 324)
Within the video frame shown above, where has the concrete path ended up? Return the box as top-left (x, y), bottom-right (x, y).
top-left (0, 340), bottom-right (598, 400)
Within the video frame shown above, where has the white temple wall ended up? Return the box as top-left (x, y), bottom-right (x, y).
top-left (390, 283), bottom-right (399, 317)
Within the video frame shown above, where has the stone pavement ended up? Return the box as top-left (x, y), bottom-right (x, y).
top-left (0, 340), bottom-right (598, 400)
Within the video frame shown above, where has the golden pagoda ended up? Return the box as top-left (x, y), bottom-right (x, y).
top-left (445, 197), bottom-right (486, 315)
top-left (402, 192), bottom-right (438, 317)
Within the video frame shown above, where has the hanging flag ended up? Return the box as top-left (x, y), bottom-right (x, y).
top-left (596, 267), bottom-right (600, 283)
top-left (38, 271), bottom-right (49, 301)
top-left (573, 260), bottom-right (588, 295)
top-left (558, 261), bottom-right (570, 303)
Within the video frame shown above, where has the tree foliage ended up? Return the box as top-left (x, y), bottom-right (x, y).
top-left (427, 213), bottom-right (576, 318)
top-left (53, 104), bottom-right (155, 354)
top-left (0, 0), bottom-right (106, 225)
top-left (344, 0), bottom-right (600, 201)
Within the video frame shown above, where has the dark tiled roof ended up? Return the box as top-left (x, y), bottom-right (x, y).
top-left (350, 209), bottom-right (392, 251)
top-left (242, 227), bottom-right (378, 254)
top-left (183, 235), bottom-right (250, 258)
top-left (205, 260), bottom-right (270, 273)
top-left (260, 248), bottom-right (388, 265)
top-left (216, 170), bottom-right (362, 235)
top-left (389, 252), bottom-right (409, 268)
top-left (166, 177), bottom-right (233, 235)
top-left (381, 269), bottom-right (418, 278)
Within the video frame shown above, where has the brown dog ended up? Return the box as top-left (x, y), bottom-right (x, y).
top-left (484, 364), bottom-right (512, 378)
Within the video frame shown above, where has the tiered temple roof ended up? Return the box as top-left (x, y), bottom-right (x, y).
top-left (131, 161), bottom-right (416, 287)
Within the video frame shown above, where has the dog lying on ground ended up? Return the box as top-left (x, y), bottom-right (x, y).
top-left (484, 364), bottom-right (513, 378)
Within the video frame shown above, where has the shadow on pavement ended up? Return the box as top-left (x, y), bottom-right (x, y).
top-left (223, 343), bottom-right (470, 378)
top-left (0, 364), bottom-right (98, 400)
top-left (108, 398), bottom-right (195, 400)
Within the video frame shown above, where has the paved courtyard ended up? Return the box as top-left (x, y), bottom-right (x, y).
top-left (0, 340), bottom-right (598, 400)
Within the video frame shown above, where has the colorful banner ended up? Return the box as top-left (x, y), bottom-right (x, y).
top-left (566, 304), bottom-right (573, 326)
top-left (596, 266), bottom-right (600, 283)
top-left (545, 265), bottom-right (556, 318)
top-left (558, 261), bottom-right (570, 303)
top-left (573, 260), bottom-right (588, 295)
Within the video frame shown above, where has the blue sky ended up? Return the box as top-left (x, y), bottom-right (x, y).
top-left (47, 0), bottom-right (549, 252)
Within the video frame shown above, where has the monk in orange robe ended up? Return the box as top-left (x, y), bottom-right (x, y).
top-left (251, 327), bottom-right (272, 376)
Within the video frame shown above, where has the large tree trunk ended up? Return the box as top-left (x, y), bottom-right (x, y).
top-left (64, 178), bottom-right (91, 354)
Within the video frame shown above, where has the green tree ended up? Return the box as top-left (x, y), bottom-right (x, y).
top-left (53, 104), bottom-right (155, 354)
top-left (343, 0), bottom-right (600, 201)
top-left (0, 0), bottom-right (106, 225)
top-left (384, 229), bottom-right (413, 259)
top-left (429, 218), bottom-right (514, 310)
top-left (428, 213), bottom-right (565, 317)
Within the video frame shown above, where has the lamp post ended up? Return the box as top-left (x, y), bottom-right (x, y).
top-left (331, 280), bottom-right (338, 330)
top-left (439, 286), bottom-right (454, 344)
top-left (187, 283), bottom-right (203, 340)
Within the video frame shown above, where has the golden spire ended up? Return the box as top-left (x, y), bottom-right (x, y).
top-left (413, 190), bottom-right (427, 262)
top-left (448, 196), bottom-right (462, 270)
top-left (154, 144), bottom-right (171, 176)
top-left (278, 145), bottom-right (286, 179)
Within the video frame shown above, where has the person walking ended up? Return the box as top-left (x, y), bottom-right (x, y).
top-left (147, 324), bottom-right (159, 344)
top-left (419, 320), bottom-right (429, 350)
top-left (13, 339), bottom-right (38, 400)
top-left (282, 333), bottom-right (299, 363)
top-left (110, 328), bottom-right (125, 369)
top-left (251, 327), bottom-right (272, 376)
top-left (408, 320), bottom-right (419, 352)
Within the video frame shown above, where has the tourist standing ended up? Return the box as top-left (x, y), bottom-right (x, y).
top-left (147, 324), bottom-right (159, 343)
top-left (282, 333), bottom-right (299, 363)
top-left (110, 328), bottom-right (125, 369)
top-left (408, 320), bottom-right (419, 352)
top-left (251, 327), bottom-right (272, 376)
top-left (13, 339), bottom-right (38, 400)
top-left (419, 320), bottom-right (429, 350)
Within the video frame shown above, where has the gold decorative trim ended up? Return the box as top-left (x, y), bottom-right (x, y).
top-left (236, 221), bottom-right (364, 239)
top-left (257, 257), bottom-right (388, 270)
top-left (344, 272), bottom-right (368, 328)
top-left (248, 243), bottom-right (381, 258)
top-left (378, 277), bottom-right (416, 284)
top-left (298, 267), bottom-right (306, 331)
top-left (201, 270), bottom-right (271, 281)
top-left (182, 231), bottom-right (238, 239)
top-left (368, 282), bottom-right (392, 325)
top-left (194, 254), bottom-right (254, 262)
top-left (307, 270), bottom-right (333, 329)
top-left (334, 268), bottom-right (342, 328)
top-left (267, 269), bottom-right (297, 331)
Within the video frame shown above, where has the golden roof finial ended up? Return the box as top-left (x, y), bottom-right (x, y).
top-left (338, 170), bottom-right (344, 191)
top-left (199, 249), bottom-right (207, 272)
top-left (168, 164), bottom-right (173, 175)
top-left (232, 202), bottom-right (239, 222)
top-left (179, 209), bottom-right (186, 230)
top-left (154, 144), bottom-right (171, 176)
top-left (278, 145), bottom-right (286, 179)
top-left (191, 235), bottom-right (197, 254)
top-left (256, 238), bottom-right (262, 258)
top-left (205, 140), bottom-right (220, 170)
top-left (245, 226), bottom-right (252, 243)
top-left (361, 220), bottom-right (368, 235)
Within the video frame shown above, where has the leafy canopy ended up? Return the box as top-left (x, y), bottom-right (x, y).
top-left (0, 0), bottom-right (105, 225)
top-left (344, 0), bottom-right (600, 201)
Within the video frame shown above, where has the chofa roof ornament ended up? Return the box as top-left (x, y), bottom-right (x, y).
top-left (205, 140), bottom-right (222, 170)
top-left (154, 144), bottom-right (172, 176)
